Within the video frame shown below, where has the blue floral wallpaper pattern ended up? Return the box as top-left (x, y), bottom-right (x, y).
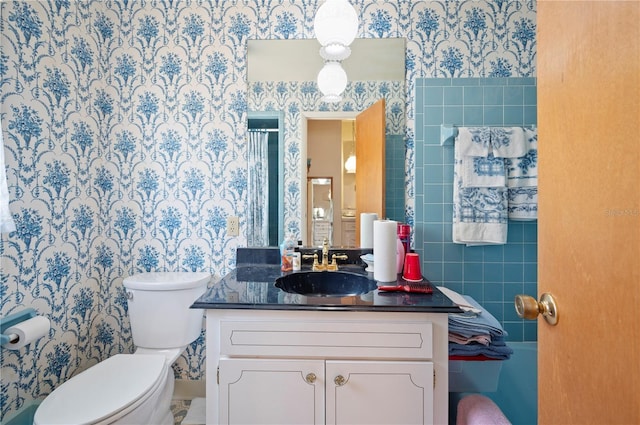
top-left (0, 0), bottom-right (535, 420)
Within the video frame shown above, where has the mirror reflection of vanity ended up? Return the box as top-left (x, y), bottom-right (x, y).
top-left (247, 38), bottom-right (406, 247)
top-left (307, 177), bottom-right (333, 246)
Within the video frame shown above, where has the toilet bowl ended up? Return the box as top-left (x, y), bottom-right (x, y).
top-left (34, 272), bottom-right (210, 425)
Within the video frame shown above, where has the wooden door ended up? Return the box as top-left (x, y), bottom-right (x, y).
top-left (355, 99), bottom-right (386, 243)
top-left (325, 360), bottom-right (433, 425)
top-left (537, 2), bottom-right (640, 424)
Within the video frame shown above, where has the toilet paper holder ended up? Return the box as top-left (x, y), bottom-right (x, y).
top-left (1, 308), bottom-right (37, 346)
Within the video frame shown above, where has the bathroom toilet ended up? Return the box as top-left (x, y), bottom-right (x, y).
top-left (33, 272), bottom-right (210, 425)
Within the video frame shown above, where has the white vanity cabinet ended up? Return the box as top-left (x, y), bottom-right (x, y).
top-left (206, 309), bottom-right (449, 425)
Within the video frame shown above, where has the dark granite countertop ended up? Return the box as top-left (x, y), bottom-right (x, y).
top-left (192, 252), bottom-right (461, 313)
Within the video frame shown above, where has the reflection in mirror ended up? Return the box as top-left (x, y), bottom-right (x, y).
top-left (247, 38), bottom-right (406, 247)
top-left (307, 177), bottom-right (333, 246)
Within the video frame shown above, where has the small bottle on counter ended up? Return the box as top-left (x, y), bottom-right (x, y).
top-left (280, 235), bottom-right (295, 271)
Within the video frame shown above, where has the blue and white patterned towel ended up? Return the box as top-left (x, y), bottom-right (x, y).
top-left (506, 128), bottom-right (538, 220)
top-left (490, 127), bottom-right (528, 158)
top-left (462, 153), bottom-right (506, 188)
top-left (453, 140), bottom-right (508, 245)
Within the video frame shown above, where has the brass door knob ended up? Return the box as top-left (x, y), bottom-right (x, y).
top-left (515, 293), bottom-right (559, 326)
top-left (334, 375), bottom-right (346, 386)
top-left (305, 373), bottom-right (316, 384)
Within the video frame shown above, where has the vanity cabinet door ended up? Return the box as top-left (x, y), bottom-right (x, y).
top-left (325, 360), bottom-right (434, 425)
top-left (218, 358), bottom-right (324, 425)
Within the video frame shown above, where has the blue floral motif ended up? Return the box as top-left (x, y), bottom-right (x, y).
top-left (182, 90), bottom-right (204, 119)
top-left (182, 13), bottom-right (204, 44)
top-left (94, 322), bottom-right (114, 346)
top-left (274, 12), bottom-right (297, 39)
top-left (182, 245), bottom-right (205, 272)
top-left (43, 68), bottom-right (71, 106)
top-left (182, 168), bottom-right (204, 197)
top-left (136, 91), bottom-right (159, 122)
top-left (94, 90), bottom-right (114, 116)
top-left (44, 342), bottom-right (71, 382)
top-left (229, 168), bottom-right (247, 198)
top-left (114, 207), bottom-right (136, 237)
top-left (71, 287), bottom-right (94, 320)
top-left (512, 18), bottom-right (535, 49)
top-left (137, 245), bottom-right (160, 272)
top-left (160, 207), bottom-right (182, 237)
top-left (228, 90), bottom-right (247, 119)
top-left (114, 130), bottom-right (137, 160)
top-left (12, 208), bottom-right (43, 250)
top-left (440, 46), bottom-right (464, 77)
top-left (204, 129), bottom-right (228, 159)
top-left (71, 37), bottom-right (94, 72)
top-left (464, 8), bottom-right (487, 40)
top-left (71, 205), bottom-right (94, 237)
top-left (114, 54), bottom-right (136, 84)
top-left (368, 9), bottom-right (392, 37)
top-left (8, 2), bottom-right (43, 46)
top-left (94, 243), bottom-right (114, 269)
top-left (94, 166), bottom-right (114, 193)
top-left (160, 129), bottom-right (182, 159)
top-left (94, 12), bottom-right (113, 41)
top-left (204, 52), bottom-right (228, 83)
top-left (71, 121), bottom-right (94, 155)
top-left (159, 53), bottom-right (182, 83)
top-left (137, 168), bottom-right (159, 198)
top-left (489, 58), bottom-right (513, 77)
top-left (416, 9), bottom-right (439, 41)
top-left (204, 206), bottom-right (227, 236)
top-left (137, 15), bottom-right (159, 46)
top-left (228, 13), bottom-right (250, 43)
top-left (8, 104), bottom-right (43, 148)
top-left (43, 252), bottom-right (71, 289)
top-left (43, 160), bottom-right (71, 198)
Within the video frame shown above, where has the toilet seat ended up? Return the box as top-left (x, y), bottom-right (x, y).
top-left (34, 354), bottom-right (167, 425)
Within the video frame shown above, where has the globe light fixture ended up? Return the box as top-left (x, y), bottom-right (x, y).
top-left (317, 61), bottom-right (348, 103)
top-left (314, 0), bottom-right (359, 61)
top-left (344, 154), bottom-right (356, 173)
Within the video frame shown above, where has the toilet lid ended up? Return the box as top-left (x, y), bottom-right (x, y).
top-left (34, 354), bottom-right (166, 425)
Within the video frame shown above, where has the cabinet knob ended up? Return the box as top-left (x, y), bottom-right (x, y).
top-left (334, 375), bottom-right (346, 386)
top-left (305, 373), bottom-right (316, 384)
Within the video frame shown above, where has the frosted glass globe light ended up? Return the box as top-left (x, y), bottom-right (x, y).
top-left (317, 61), bottom-right (348, 103)
top-left (314, 0), bottom-right (359, 59)
top-left (344, 154), bottom-right (356, 173)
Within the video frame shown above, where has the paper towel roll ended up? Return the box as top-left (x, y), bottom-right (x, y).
top-left (373, 219), bottom-right (398, 282)
top-left (4, 316), bottom-right (50, 350)
top-left (360, 213), bottom-right (378, 248)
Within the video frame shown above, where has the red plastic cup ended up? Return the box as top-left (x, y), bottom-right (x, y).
top-left (403, 253), bottom-right (423, 281)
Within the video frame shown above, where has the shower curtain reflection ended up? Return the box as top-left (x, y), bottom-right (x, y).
top-left (247, 130), bottom-right (269, 246)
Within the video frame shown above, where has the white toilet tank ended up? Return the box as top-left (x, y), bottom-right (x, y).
top-left (123, 272), bottom-right (210, 349)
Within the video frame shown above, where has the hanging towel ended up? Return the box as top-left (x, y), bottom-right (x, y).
top-left (453, 135), bottom-right (508, 245)
top-left (505, 128), bottom-right (538, 187)
top-left (490, 127), bottom-right (527, 158)
top-left (456, 127), bottom-right (491, 156)
top-left (506, 128), bottom-right (538, 220)
top-left (462, 153), bottom-right (507, 188)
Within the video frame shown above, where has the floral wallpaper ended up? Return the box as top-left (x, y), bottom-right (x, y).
top-left (0, 0), bottom-right (535, 420)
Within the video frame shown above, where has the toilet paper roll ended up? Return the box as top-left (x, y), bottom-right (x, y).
top-left (4, 316), bottom-right (50, 350)
top-left (360, 213), bottom-right (378, 248)
top-left (373, 219), bottom-right (398, 282)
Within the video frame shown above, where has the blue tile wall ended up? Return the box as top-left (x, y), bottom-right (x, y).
top-left (414, 78), bottom-right (538, 342)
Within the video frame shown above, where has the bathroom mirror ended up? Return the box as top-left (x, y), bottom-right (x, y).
top-left (247, 38), bottom-right (406, 247)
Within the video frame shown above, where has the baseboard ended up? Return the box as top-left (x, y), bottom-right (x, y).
top-left (173, 379), bottom-right (206, 400)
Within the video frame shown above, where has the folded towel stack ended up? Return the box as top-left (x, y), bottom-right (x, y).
top-left (453, 126), bottom-right (537, 245)
top-left (447, 295), bottom-right (513, 360)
